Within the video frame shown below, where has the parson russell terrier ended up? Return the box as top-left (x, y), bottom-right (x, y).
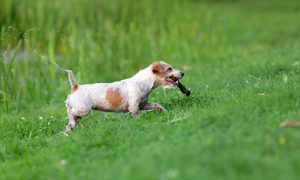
top-left (65, 61), bottom-right (188, 131)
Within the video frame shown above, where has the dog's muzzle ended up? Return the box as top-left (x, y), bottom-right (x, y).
top-left (165, 72), bottom-right (184, 86)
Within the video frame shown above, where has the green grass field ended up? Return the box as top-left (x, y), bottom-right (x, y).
top-left (1, 0), bottom-right (300, 179)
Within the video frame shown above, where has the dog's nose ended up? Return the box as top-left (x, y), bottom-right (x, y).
top-left (181, 72), bottom-right (184, 77)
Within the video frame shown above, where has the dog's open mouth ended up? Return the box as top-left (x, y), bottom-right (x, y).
top-left (165, 74), bottom-right (180, 86)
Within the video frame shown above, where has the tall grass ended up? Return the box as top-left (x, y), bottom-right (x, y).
top-left (1, 0), bottom-right (300, 113)
top-left (0, 0), bottom-right (229, 112)
top-left (0, 0), bottom-right (194, 112)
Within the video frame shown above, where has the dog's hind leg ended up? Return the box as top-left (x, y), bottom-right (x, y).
top-left (66, 108), bottom-right (81, 131)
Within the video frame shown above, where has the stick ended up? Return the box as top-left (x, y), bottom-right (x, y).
top-left (178, 81), bottom-right (190, 96)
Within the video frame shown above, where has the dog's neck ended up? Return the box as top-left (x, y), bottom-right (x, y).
top-left (131, 67), bottom-right (160, 91)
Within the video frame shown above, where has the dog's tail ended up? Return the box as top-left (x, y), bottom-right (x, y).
top-left (66, 70), bottom-right (77, 88)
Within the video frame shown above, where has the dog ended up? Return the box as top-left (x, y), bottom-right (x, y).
top-left (65, 61), bottom-right (184, 131)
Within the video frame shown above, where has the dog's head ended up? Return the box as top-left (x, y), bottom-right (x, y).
top-left (151, 61), bottom-right (184, 88)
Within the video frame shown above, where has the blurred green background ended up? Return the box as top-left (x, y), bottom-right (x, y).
top-left (1, 0), bottom-right (299, 112)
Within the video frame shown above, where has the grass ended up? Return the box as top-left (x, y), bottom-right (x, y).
top-left (1, 0), bottom-right (300, 179)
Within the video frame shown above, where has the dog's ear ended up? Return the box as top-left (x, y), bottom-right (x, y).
top-left (152, 62), bottom-right (164, 74)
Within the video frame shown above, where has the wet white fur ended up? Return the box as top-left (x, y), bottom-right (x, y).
top-left (65, 61), bottom-right (183, 131)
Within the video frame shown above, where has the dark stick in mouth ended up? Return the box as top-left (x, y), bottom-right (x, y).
top-left (178, 81), bottom-right (190, 96)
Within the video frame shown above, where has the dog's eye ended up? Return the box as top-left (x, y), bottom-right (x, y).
top-left (168, 67), bottom-right (172, 71)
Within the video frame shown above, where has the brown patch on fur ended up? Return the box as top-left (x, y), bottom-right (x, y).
top-left (151, 62), bottom-right (172, 78)
top-left (71, 85), bottom-right (78, 94)
top-left (105, 88), bottom-right (123, 107)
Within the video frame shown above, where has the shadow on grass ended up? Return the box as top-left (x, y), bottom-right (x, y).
top-left (161, 92), bottom-right (217, 111)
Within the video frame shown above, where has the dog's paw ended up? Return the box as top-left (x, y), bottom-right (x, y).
top-left (155, 104), bottom-right (164, 112)
top-left (66, 125), bottom-right (73, 132)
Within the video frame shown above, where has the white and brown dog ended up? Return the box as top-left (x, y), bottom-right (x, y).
top-left (65, 61), bottom-right (184, 131)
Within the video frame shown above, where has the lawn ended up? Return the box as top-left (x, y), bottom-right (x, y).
top-left (0, 0), bottom-right (300, 179)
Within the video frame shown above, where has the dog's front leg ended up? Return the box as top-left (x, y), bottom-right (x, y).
top-left (129, 106), bottom-right (139, 118)
top-left (128, 100), bottom-right (139, 118)
top-left (142, 102), bottom-right (164, 112)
